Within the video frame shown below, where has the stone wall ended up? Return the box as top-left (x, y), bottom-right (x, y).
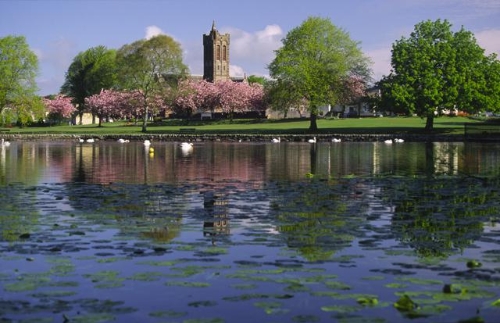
top-left (1, 133), bottom-right (465, 142)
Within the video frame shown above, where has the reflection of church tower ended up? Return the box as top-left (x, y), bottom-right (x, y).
top-left (203, 21), bottom-right (230, 82)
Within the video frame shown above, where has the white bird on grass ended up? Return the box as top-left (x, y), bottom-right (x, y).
top-left (271, 137), bottom-right (281, 143)
top-left (308, 137), bottom-right (317, 143)
top-left (1, 138), bottom-right (10, 147)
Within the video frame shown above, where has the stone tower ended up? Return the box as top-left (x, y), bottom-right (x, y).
top-left (203, 21), bottom-right (230, 82)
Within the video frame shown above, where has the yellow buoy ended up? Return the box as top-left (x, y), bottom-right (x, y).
top-left (149, 147), bottom-right (155, 153)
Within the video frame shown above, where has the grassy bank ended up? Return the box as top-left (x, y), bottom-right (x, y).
top-left (2, 116), bottom-right (479, 136)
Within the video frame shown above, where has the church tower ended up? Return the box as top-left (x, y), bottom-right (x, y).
top-left (203, 21), bottom-right (230, 82)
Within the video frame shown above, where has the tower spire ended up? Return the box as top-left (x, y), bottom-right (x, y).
top-left (211, 20), bottom-right (216, 32)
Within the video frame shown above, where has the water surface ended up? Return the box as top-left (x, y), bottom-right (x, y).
top-left (1, 140), bottom-right (499, 322)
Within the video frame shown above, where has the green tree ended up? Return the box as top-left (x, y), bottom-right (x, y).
top-left (60, 45), bottom-right (116, 124)
top-left (0, 35), bottom-right (39, 126)
top-left (116, 35), bottom-right (188, 133)
top-left (384, 19), bottom-right (500, 130)
top-left (268, 16), bottom-right (371, 131)
top-left (247, 75), bottom-right (267, 85)
top-left (265, 79), bottom-right (304, 118)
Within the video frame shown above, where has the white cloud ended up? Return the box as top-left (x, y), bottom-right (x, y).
top-left (229, 65), bottom-right (245, 77)
top-left (475, 29), bottom-right (500, 56)
top-left (365, 46), bottom-right (392, 81)
top-left (36, 37), bottom-right (78, 95)
top-left (145, 25), bottom-right (165, 40)
top-left (222, 24), bottom-right (283, 69)
top-left (182, 24), bottom-right (283, 78)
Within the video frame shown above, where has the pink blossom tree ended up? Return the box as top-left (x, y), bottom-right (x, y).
top-left (248, 82), bottom-right (266, 115)
top-left (215, 81), bottom-right (266, 120)
top-left (338, 75), bottom-right (367, 117)
top-left (117, 90), bottom-right (143, 123)
top-left (172, 79), bottom-right (266, 120)
top-left (173, 80), bottom-right (218, 118)
top-left (85, 90), bottom-right (122, 126)
top-left (43, 95), bottom-right (77, 124)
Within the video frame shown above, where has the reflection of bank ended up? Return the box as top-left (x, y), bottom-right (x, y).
top-left (202, 192), bottom-right (229, 237)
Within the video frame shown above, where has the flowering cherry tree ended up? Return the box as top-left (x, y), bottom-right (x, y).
top-left (337, 75), bottom-right (367, 117)
top-left (117, 90), bottom-right (143, 122)
top-left (173, 80), bottom-right (265, 119)
top-left (85, 90), bottom-right (122, 126)
top-left (43, 95), bottom-right (76, 124)
top-left (86, 89), bottom-right (170, 126)
top-left (174, 80), bottom-right (218, 117)
top-left (216, 81), bottom-right (266, 120)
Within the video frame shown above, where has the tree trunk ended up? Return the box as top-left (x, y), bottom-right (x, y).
top-left (309, 112), bottom-right (318, 132)
top-left (425, 114), bottom-right (434, 131)
top-left (142, 106), bottom-right (148, 133)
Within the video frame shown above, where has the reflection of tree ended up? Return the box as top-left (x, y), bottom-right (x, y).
top-left (388, 177), bottom-right (498, 258)
top-left (270, 179), bottom-right (367, 261)
top-left (64, 182), bottom-right (189, 243)
top-left (0, 184), bottom-right (39, 242)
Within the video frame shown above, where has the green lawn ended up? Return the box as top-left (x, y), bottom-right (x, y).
top-left (3, 116), bottom-right (481, 136)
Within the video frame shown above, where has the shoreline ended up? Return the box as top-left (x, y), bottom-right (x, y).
top-left (0, 133), bottom-right (468, 142)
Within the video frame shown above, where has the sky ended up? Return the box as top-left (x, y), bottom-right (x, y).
top-left (1, 0), bottom-right (499, 95)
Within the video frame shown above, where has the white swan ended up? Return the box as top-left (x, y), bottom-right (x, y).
top-left (271, 137), bottom-right (281, 143)
top-left (180, 142), bottom-right (193, 156)
top-left (384, 139), bottom-right (393, 144)
top-left (78, 138), bottom-right (84, 143)
top-left (332, 138), bottom-right (341, 143)
top-left (1, 138), bottom-right (10, 147)
top-left (394, 138), bottom-right (404, 143)
top-left (308, 137), bottom-right (317, 143)
top-left (118, 138), bottom-right (129, 143)
top-left (86, 138), bottom-right (95, 143)
top-left (143, 139), bottom-right (151, 146)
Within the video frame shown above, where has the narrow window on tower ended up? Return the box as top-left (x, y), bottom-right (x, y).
top-left (216, 45), bottom-right (221, 60)
top-left (223, 45), bottom-right (227, 61)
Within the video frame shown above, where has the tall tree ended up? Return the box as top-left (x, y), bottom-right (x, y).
top-left (268, 16), bottom-right (371, 131)
top-left (0, 35), bottom-right (39, 125)
top-left (116, 35), bottom-right (188, 132)
top-left (60, 46), bottom-right (116, 124)
top-left (384, 19), bottom-right (500, 130)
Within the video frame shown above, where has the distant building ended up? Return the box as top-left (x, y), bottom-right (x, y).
top-left (203, 21), bottom-right (231, 82)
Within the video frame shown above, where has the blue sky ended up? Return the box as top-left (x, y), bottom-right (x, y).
top-left (1, 0), bottom-right (499, 95)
